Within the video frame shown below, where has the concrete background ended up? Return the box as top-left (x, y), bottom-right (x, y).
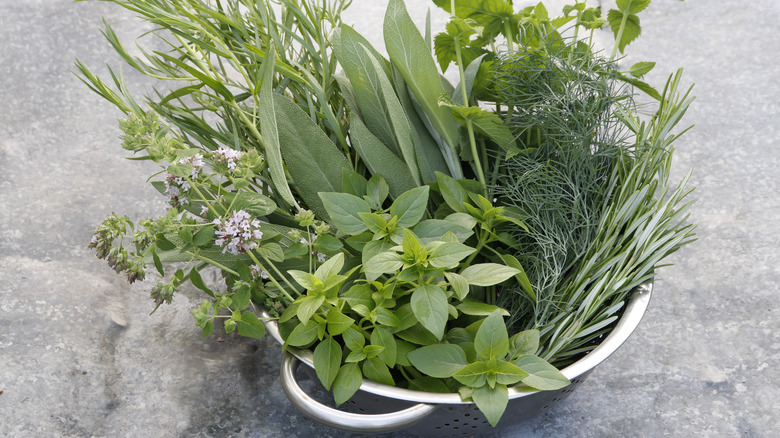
top-left (1, 0), bottom-right (778, 436)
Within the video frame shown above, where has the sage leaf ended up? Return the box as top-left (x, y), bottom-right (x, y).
top-left (407, 344), bottom-right (468, 378)
top-left (258, 47), bottom-right (298, 209)
top-left (348, 114), bottom-right (417, 199)
top-left (274, 94), bottom-right (350, 220)
top-left (313, 337), bottom-right (342, 390)
top-left (384, 0), bottom-right (460, 160)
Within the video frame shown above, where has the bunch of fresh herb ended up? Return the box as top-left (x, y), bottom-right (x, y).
top-left (80, 0), bottom-right (694, 426)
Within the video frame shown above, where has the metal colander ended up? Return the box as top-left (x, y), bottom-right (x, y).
top-left (265, 282), bottom-right (652, 436)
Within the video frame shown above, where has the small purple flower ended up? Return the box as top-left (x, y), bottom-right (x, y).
top-left (213, 146), bottom-right (242, 171)
top-left (214, 210), bottom-right (263, 255)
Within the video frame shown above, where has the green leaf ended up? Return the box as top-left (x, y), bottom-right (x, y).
top-left (370, 327), bottom-right (397, 368)
top-left (332, 363), bottom-right (363, 405)
top-left (375, 307), bottom-right (402, 327)
top-left (365, 174), bottom-right (390, 210)
top-left (313, 234), bottom-right (343, 255)
top-left (452, 361), bottom-right (488, 387)
top-left (428, 241), bottom-right (475, 269)
top-left (608, 8), bottom-right (642, 55)
top-left (295, 295), bottom-right (326, 326)
top-left (188, 266), bottom-right (213, 296)
top-left (494, 360), bottom-right (528, 385)
top-left (286, 320), bottom-right (319, 347)
top-left (444, 272), bottom-right (470, 301)
top-left (414, 219), bottom-right (474, 243)
top-left (364, 251), bottom-right (404, 278)
top-left (167, 163), bottom-right (193, 178)
top-left (360, 45), bottom-right (422, 185)
top-left (193, 226), bottom-right (215, 247)
top-left (384, 0), bottom-right (460, 161)
top-left (470, 384), bottom-right (508, 427)
top-left (435, 171), bottom-right (469, 213)
top-left (390, 185), bottom-right (430, 227)
top-left (231, 282), bottom-right (251, 311)
top-left (314, 252), bottom-right (345, 282)
top-left (326, 307), bottom-right (355, 336)
top-left (201, 319), bottom-right (215, 338)
top-left (257, 242), bottom-right (284, 263)
top-left (236, 311), bottom-right (266, 339)
top-left (618, 0), bottom-right (651, 14)
top-left (258, 47), bottom-right (299, 209)
top-left (232, 191), bottom-right (276, 218)
top-left (407, 344), bottom-right (468, 378)
top-left (288, 270), bottom-right (323, 291)
top-left (341, 326), bottom-right (366, 351)
top-left (341, 168), bottom-right (368, 197)
top-left (319, 192), bottom-right (372, 235)
top-left (456, 300), bottom-right (509, 317)
top-left (348, 114), bottom-right (417, 199)
top-left (410, 284), bottom-right (449, 340)
top-left (474, 310), bottom-right (509, 361)
top-left (333, 25), bottom-right (398, 157)
top-left (439, 95), bottom-right (519, 155)
top-left (362, 357), bottom-right (395, 386)
top-left (628, 61), bottom-right (655, 78)
top-left (274, 94), bottom-right (351, 220)
top-left (512, 354), bottom-right (570, 390)
top-left (313, 337), bottom-right (342, 390)
top-left (508, 330), bottom-right (540, 359)
top-left (497, 253), bottom-right (534, 300)
top-left (460, 263), bottom-right (520, 286)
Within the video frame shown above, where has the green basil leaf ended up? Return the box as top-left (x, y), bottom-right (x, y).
top-left (494, 360), bottom-right (528, 386)
top-left (508, 330), bottom-right (540, 359)
top-left (295, 295), bottom-right (326, 326)
top-left (470, 384), bottom-right (508, 427)
top-left (452, 361), bottom-right (488, 387)
top-left (326, 307), bottom-right (355, 336)
top-left (319, 192), bottom-right (372, 235)
top-left (460, 263), bottom-right (520, 286)
top-left (407, 344), bottom-right (468, 378)
top-left (370, 327), bottom-right (397, 368)
top-left (286, 320), bottom-right (319, 347)
top-left (456, 300), bottom-right (510, 317)
top-left (389, 185), bottom-right (430, 227)
top-left (410, 284), bottom-right (449, 340)
top-left (474, 310), bottom-right (509, 361)
top-left (313, 337), bottom-right (342, 390)
top-left (513, 354), bottom-right (571, 390)
top-left (444, 272), bottom-right (469, 301)
top-left (341, 326), bottom-right (366, 351)
top-left (362, 357), bottom-right (394, 386)
top-left (341, 168), bottom-right (368, 197)
top-left (428, 241), bottom-right (475, 269)
top-left (332, 363), bottom-right (363, 405)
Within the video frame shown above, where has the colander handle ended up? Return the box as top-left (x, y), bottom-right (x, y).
top-left (279, 352), bottom-right (438, 433)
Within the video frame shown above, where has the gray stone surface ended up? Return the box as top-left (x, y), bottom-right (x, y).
top-left (1, 0), bottom-right (778, 437)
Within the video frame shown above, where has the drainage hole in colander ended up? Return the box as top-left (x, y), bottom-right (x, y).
top-left (453, 419), bottom-right (459, 422)
top-left (464, 413), bottom-right (471, 417)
